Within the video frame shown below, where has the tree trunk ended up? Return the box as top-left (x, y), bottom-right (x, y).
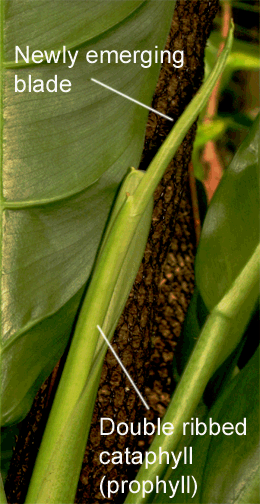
top-left (5, 1), bottom-right (219, 503)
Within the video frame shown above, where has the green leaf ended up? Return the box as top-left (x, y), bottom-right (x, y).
top-left (1, 0), bottom-right (176, 426)
top-left (4, 1), bottom-right (145, 61)
top-left (193, 118), bottom-right (231, 149)
top-left (196, 115), bottom-right (259, 279)
top-left (154, 347), bottom-right (260, 504)
top-left (179, 117), bottom-right (259, 376)
top-left (195, 115), bottom-right (259, 365)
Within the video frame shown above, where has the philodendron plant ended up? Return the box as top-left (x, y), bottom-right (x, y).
top-left (2, 1), bottom-right (258, 503)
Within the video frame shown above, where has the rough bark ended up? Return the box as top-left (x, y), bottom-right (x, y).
top-left (5, 1), bottom-right (219, 503)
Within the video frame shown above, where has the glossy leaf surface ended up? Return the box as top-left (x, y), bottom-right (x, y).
top-left (154, 347), bottom-right (260, 503)
top-left (178, 116), bottom-right (259, 374)
top-left (195, 116), bottom-right (259, 368)
top-left (1, 0), bottom-right (176, 425)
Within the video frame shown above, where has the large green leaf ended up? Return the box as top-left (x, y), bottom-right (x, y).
top-left (4, 1), bottom-right (145, 59)
top-left (178, 116), bottom-right (259, 376)
top-left (154, 347), bottom-right (260, 503)
top-left (195, 115), bottom-right (259, 365)
top-left (1, 0), bottom-right (176, 426)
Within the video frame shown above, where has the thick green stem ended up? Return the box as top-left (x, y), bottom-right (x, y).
top-left (124, 243), bottom-right (260, 504)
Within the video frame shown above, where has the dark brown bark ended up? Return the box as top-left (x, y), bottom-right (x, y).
top-left (5, 1), bottom-right (219, 503)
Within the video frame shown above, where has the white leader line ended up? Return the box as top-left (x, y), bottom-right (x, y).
top-left (97, 325), bottom-right (150, 410)
top-left (91, 78), bottom-right (173, 122)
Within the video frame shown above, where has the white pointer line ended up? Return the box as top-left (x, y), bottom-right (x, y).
top-left (97, 325), bottom-right (150, 410)
top-left (91, 78), bottom-right (173, 122)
